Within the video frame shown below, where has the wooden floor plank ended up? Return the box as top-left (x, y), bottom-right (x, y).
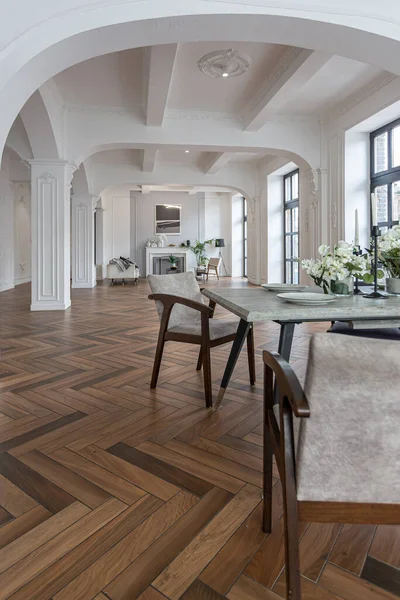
top-left (108, 443), bottom-right (214, 497)
top-left (136, 440), bottom-right (245, 494)
top-left (48, 447), bottom-right (146, 505)
top-left (77, 444), bottom-right (180, 501)
top-left (0, 453), bottom-right (78, 513)
top-left (0, 505), bottom-right (51, 549)
top-left (0, 501), bottom-right (90, 575)
top-left (369, 525), bottom-right (400, 569)
top-left (105, 487), bottom-right (232, 599)
top-left (53, 491), bottom-right (198, 600)
top-left (319, 563), bottom-right (399, 600)
top-left (0, 471), bottom-right (38, 517)
top-left (299, 522), bottom-right (341, 581)
top-left (153, 484), bottom-right (261, 600)
top-left (329, 524), bottom-right (376, 576)
top-left (200, 503), bottom-right (266, 595)
top-left (227, 575), bottom-right (281, 600)
top-left (9, 495), bottom-right (162, 600)
top-left (18, 450), bottom-right (111, 508)
top-left (0, 498), bottom-right (126, 600)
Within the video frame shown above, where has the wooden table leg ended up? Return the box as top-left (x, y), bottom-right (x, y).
top-left (214, 318), bottom-right (251, 410)
top-left (273, 322), bottom-right (297, 406)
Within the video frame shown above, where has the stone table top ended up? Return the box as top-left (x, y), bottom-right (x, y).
top-left (202, 287), bottom-right (400, 323)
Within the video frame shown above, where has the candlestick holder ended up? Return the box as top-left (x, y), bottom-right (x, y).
top-left (353, 245), bottom-right (363, 294)
top-left (363, 226), bottom-right (387, 299)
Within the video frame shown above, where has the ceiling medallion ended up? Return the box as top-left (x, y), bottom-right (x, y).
top-left (197, 49), bottom-right (251, 78)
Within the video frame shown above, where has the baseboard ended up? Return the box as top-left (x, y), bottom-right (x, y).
top-left (0, 281), bottom-right (15, 292)
top-left (14, 277), bottom-right (31, 285)
top-left (30, 300), bottom-right (72, 311)
top-left (72, 281), bottom-right (97, 289)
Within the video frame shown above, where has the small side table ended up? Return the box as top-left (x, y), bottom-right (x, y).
top-left (166, 268), bottom-right (181, 274)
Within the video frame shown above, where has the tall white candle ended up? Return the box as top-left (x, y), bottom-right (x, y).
top-left (354, 209), bottom-right (359, 246)
top-left (371, 192), bottom-right (378, 227)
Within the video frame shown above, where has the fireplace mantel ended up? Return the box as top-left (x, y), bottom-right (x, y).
top-left (145, 247), bottom-right (193, 276)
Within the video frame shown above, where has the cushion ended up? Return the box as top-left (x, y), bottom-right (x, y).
top-left (168, 318), bottom-right (239, 340)
top-left (147, 272), bottom-right (206, 330)
top-left (296, 333), bottom-right (400, 504)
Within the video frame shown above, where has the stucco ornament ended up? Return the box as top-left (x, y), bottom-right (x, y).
top-left (198, 49), bottom-right (251, 78)
top-left (145, 234), bottom-right (168, 248)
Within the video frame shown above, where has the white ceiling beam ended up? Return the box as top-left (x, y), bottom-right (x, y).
top-left (140, 185), bottom-right (152, 194)
top-left (203, 152), bottom-right (234, 174)
top-left (242, 49), bottom-right (332, 131)
top-left (146, 44), bottom-right (178, 126)
top-left (141, 148), bottom-right (158, 172)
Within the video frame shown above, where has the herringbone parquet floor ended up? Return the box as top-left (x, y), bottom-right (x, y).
top-left (0, 279), bottom-right (399, 600)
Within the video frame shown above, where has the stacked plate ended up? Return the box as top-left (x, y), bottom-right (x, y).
top-left (261, 283), bottom-right (307, 293)
top-left (277, 292), bottom-right (337, 305)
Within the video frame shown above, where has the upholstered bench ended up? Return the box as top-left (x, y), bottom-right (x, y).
top-left (107, 263), bottom-right (139, 284)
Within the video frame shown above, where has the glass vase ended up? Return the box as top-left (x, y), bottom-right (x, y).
top-left (329, 277), bottom-right (354, 296)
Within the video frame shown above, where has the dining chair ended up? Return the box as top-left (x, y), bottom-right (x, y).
top-left (147, 272), bottom-right (255, 408)
top-left (206, 257), bottom-right (221, 281)
top-left (262, 333), bottom-right (400, 600)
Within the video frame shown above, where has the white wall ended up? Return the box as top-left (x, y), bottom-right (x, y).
top-left (14, 182), bottom-right (31, 284)
top-left (101, 188), bottom-right (232, 276)
top-left (344, 130), bottom-right (370, 250)
top-left (0, 154), bottom-right (15, 292)
top-left (231, 194), bottom-right (244, 278)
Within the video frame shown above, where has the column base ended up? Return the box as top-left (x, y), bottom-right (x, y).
top-left (71, 281), bottom-right (97, 289)
top-left (30, 300), bottom-right (72, 311)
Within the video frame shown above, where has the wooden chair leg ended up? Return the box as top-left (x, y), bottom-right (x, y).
top-left (282, 407), bottom-right (301, 600)
top-left (202, 342), bottom-right (212, 408)
top-left (196, 348), bottom-right (202, 371)
top-left (150, 335), bottom-right (165, 389)
top-left (263, 362), bottom-right (273, 533)
top-left (247, 325), bottom-right (256, 385)
top-left (216, 267), bottom-right (219, 280)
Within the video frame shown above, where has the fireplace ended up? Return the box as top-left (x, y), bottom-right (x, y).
top-left (145, 247), bottom-right (192, 276)
top-left (152, 256), bottom-right (185, 275)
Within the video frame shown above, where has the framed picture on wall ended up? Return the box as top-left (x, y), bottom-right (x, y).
top-left (155, 204), bottom-right (181, 235)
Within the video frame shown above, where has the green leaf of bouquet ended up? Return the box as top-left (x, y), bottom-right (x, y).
top-left (362, 273), bottom-right (374, 284)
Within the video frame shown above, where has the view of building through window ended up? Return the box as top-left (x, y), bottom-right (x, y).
top-left (371, 119), bottom-right (400, 233)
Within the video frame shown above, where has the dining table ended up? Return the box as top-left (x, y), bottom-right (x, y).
top-left (201, 286), bottom-right (400, 408)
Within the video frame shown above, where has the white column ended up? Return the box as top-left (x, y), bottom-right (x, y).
top-left (72, 194), bottom-right (97, 288)
top-left (95, 206), bottom-right (107, 280)
top-left (30, 160), bottom-right (75, 311)
top-left (247, 196), bottom-right (261, 285)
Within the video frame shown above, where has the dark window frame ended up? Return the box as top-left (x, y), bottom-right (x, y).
top-left (370, 117), bottom-right (400, 231)
top-left (243, 196), bottom-right (247, 278)
top-left (283, 169), bottom-right (299, 284)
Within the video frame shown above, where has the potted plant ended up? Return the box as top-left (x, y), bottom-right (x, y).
top-left (168, 255), bottom-right (178, 270)
top-left (189, 239), bottom-right (214, 267)
top-left (378, 225), bottom-right (400, 294)
top-left (301, 241), bottom-right (372, 295)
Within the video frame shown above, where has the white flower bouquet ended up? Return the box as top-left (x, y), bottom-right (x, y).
top-left (301, 241), bottom-right (370, 294)
top-left (378, 225), bottom-right (400, 278)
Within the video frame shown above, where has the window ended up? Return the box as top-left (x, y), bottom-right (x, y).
top-left (243, 196), bottom-right (247, 278)
top-left (283, 169), bottom-right (299, 283)
top-left (370, 118), bottom-right (400, 233)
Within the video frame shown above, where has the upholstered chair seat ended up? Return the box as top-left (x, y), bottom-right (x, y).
top-left (168, 318), bottom-right (239, 340)
top-left (147, 272), bottom-right (255, 407)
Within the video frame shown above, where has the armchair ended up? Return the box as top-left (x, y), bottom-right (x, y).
top-left (147, 272), bottom-right (255, 408)
top-left (263, 333), bottom-right (400, 599)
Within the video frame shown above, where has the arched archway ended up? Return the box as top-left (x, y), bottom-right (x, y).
top-left (1, 6), bottom-right (400, 157)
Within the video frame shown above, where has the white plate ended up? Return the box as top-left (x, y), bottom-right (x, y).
top-left (277, 292), bottom-right (337, 305)
top-left (261, 283), bottom-right (307, 293)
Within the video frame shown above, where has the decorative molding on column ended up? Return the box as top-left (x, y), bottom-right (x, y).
top-left (72, 194), bottom-right (96, 289)
top-left (247, 196), bottom-right (261, 284)
top-left (30, 161), bottom-right (75, 310)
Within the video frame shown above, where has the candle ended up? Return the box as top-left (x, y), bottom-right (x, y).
top-left (371, 192), bottom-right (378, 227)
top-left (354, 209), bottom-right (359, 246)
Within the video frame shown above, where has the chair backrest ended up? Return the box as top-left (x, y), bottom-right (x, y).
top-left (208, 257), bottom-right (221, 267)
top-left (147, 271), bottom-right (205, 329)
top-left (296, 333), bottom-right (400, 503)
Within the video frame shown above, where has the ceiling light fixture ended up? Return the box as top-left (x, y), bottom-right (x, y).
top-left (185, 150), bottom-right (190, 153)
top-left (198, 49), bottom-right (251, 79)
